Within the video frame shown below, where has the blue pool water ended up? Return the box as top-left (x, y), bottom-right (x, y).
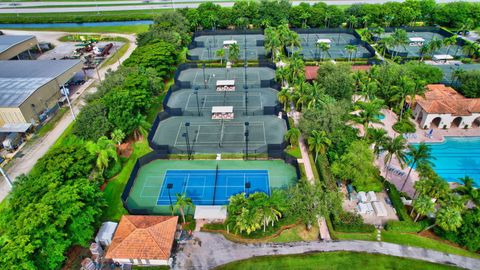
top-left (376, 114), bottom-right (385, 120)
top-left (157, 169), bottom-right (270, 205)
top-left (0, 20), bottom-right (153, 29)
top-left (418, 137), bottom-right (480, 186)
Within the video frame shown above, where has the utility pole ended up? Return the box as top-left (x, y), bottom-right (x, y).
top-left (244, 122), bottom-right (249, 160)
top-left (0, 167), bottom-right (12, 188)
top-left (61, 85), bottom-right (76, 120)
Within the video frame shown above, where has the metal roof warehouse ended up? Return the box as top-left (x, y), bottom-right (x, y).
top-left (0, 35), bottom-right (38, 60)
top-left (0, 60), bottom-right (83, 127)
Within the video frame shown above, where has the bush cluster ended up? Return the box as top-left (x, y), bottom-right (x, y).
top-left (384, 182), bottom-right (412, 222)
top-left (332, 211), bottom-right (376, 233)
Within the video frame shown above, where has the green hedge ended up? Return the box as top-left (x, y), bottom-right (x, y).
top-left (392, 118), bottom-right (416, 133)
top-left (385, 220), bottom-right (427, 233)
top-left (385, 182), bottom-right (412, 222)
top-left (332, 211), bottom-right (376, 233)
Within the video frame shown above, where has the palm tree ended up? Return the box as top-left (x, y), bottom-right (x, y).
top-left (419, 43), bottom-right (431, 61)
top-left (285, 128), bottom-right (300, 147)
top-left (371, 27), bottom-right (385, 43)
top-left (345, 45), bottom-right (357, 62)
top-left (378, 36), bottom-right (395, 58)
top-left (454, 176), bottom-right (479, 205)
top-left (286, 31), bottom-right (301, 58)
top-left (264, 27), bottom-right (281, 61)
top-left (347, 15), bottom-right (357, 29)
top-left (110, 129), bottom-right (125, 146)
top-left (277, 88), bottom-right (291, 111)
top-left (216, 48), bottom-right (225, 64)
top-left (391, 29), bottom-right (409, 58)
top-left (401, 143), bottom-right (434, 192)
top-left (308, 130), bottom-right (331, 163)
top-left (133, 115), bottom-right (151, 140)
top-left (428, 38), bottom-right (443, 57)
top-left (286, 54), bottom-right (305, 85)
top-left (174, 193), bottom-right (193, 224)
top-left (228, 43), bottom-right (240, 63)
top-left (413, 176), bottom-right (449, 200)
top-left (316, 42), bottom-right (330, 61)
top-left (275, 67), bottom-right (289, 88)
top-left (352, 99), bottom-right (385, 138)
top-left (368, 128), bottom-right (388, 157)
top-left (423, 206), bottom-right (463, 232)
top-left (443, 35), bottom-right (457, 56)
top-left (383, 135), bottom-right (407, 180)
top-left (86, 136), bottom-right (118, 173)
top-left (411, 194), bottom-right (435, 222)
top-left (462, 42), bottom-right (478, 58)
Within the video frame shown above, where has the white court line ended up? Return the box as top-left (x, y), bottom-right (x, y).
top-left (154, 170), bottom-right (168, 203)
top-left (262, 122), bottom-right (267, 145)
top-left (174, 121), bottom-right (184, 147)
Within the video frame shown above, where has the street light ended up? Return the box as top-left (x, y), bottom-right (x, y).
top-left (244, 88), bottom-right (248, 116)
top-left (60, 84), bottom-right (76, 120)
top-left (194, 87), bottom-right (201, 116)
top-left (184, 122), bottom-right (191, 159)
top-left (0, 167), bottom-right (12, 188)
top-left (167, 183), bottom-right (173, 214)
top-left (202, 63), bottom-right (207, 89)
top-left (244, 122), bottom-right (250, 160)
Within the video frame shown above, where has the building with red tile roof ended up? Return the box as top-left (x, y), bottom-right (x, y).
top-left (105, 215), bottom-right (178, 266)
top-left (412, 84), bottom-right (480, 129)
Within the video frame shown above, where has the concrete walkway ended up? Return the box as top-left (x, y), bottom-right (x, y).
top-left (173, 232), bottom-right (480, 270)
top-left (0, 30), bottom-right (137, 202)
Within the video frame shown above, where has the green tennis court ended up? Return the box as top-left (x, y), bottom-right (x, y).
top-left (381, 31), bottom-right (468, 58)
top-left (166, 87), bottom-right (279, 116)
top-left (177, 67), bottom-right (275, 89)
top-left (151, 115), bottom-right (287, 153)
top-left (125, 159), bottom-right (298, 214)
top-left (430, 63), bottom-right (480, 84)
top-left (286, 33), bottom-right (373, 60)
top-left (189, 34), bottom-right (266, 61)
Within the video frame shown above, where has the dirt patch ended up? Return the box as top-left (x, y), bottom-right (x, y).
top-left (62, 245), bottom-right (90, 270)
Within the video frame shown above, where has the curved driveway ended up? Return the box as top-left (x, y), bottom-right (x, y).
top-left (173, 232), bottom-right (480, 270)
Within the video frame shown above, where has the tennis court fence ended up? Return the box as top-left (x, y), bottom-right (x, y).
top-left (188, 29), bottom-right (265, 49)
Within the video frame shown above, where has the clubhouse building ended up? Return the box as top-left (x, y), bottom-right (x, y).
top-left (412, 84), bottom-right (480, 129)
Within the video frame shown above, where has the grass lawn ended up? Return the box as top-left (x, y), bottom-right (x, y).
top-left (336, 231), bottom-right (377, 241)
top-left (5, 25), bottom-right (149, 34)
top-left (100, 42), bottom-right (130, 68)
top-left (381, 231), bottom-right (480, 259)
top-left (285, 146), bottom-right (301, 159)
top-left (270, 224), bottom-right (319, 243)
top-left (101, 139), bottom-right (151, 222)
top-left (215, 251), bottom-right (462, 270)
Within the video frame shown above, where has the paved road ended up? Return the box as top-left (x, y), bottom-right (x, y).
top-left (173, 231), bottom-right (480, 270)
top-left (0, 30), bottom-right (137, 202)
top-left (2, 0), bottom-right (480, 13)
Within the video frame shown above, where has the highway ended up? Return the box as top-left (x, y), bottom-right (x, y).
top-left (1, 0), bottom-right (480, 14)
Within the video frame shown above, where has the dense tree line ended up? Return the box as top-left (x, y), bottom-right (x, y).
top-left (0, 143), bottom-right (105, 268)
top-left (180, 0), bottom-right (480, 30)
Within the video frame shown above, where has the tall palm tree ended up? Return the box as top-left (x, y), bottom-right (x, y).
top-left (428, 38), bottom-right (443, 57)
top-left (347, 15), bottom-right (357, 29)
top-left (378, 36), bottom-right (395, 58)
top-left (286, 31), bottom-right (301, 58)
top-left (345, 45), bottom-right (357, 62)
top-left (414, 176), bottom-right (449, 200)
top-left (174, 193), bottom-right (193, 224)
top-left (275, 67), bottom-right (289, 88)
top-left (86, 136), bottom-right (118, 173)
top-left (368, 128), bottom-right (388, 157)
top-left (411, 194), bottom-right (435, 222)
top-left (462, 42), bottom-right (478, 58)
top-left (419, 43), bottom-right (431, 61)
top-left (455, 176), bottom-right (479, 205)
top-left (401, 143), bottom-right (435, 192)
top-left (383, 135), bottom-right (407, 180)
top-left (391, 29), bottom-right (409, 58)
top-left (133, 115), bottom-right (151, 140)
top-left (285, 128), bottom-right (300, 147)
top-left (423, 205), bottom-right (463, 232)
top-left (352, 99), bottom-right (385, 138)
top-left (443, 35), bottom-right (457, 56)
top-left (228, 43), bottom-right (240, 63)
top-left (316, 42), bottom-right (330, 61)
top-left (308, 130), bottom-right (331, 163)
top-left (286, 54), bottom-right (305, 85)
top-left (371, 27), bottom-right (385, 43)
top-left (277, 88), bottom-right (291, 112)
top-left (264, 27), bottom-right (281, 61)
top-left (216, 48), bottom-right (225, 64)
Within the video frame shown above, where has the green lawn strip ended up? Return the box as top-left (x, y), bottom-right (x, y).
top-left (0, 9), bottom-right (168, 24)
top-left (270, 224), bottom-right (319, 243)
top-left (10, 1), bottom-right (234, 9)
top-left (335, 231), bottom-right (377, 241)
top-left (132, 266), bottom-right (169, 270)
top-left (285, 146), bottom-right (301, 159)
top-left (101, 139), bottom-right (151, 222)
top-left (307, 153), bottom-right (320, 180)
top-left (6, 25), bottom-right (149, 34)
top-left (381, 231), bottom-right (480, 259)
top-left (214, 251), bottom-right (462, 270)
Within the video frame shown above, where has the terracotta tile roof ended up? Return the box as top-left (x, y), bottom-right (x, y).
top-left (415, 84), bottom-right (480, 116)
top-left (105, 215), bottom-right (178, 261)
top-left (304, 65), bottom-right (371, 80)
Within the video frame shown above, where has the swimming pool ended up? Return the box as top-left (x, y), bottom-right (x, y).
top-left (417, 137), bottom-right (480, 186)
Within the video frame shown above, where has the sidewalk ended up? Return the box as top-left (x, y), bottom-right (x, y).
top-left (0, 30), bottom-right (137, 202)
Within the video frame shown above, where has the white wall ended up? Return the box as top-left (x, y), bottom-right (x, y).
top-left (417, 108), bottom-right (480, 129)
top-left (113, 258), bottom-right (169, 266)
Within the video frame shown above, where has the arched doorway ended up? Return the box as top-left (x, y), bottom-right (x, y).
top-left (451, 117), bottom-right (463, 128)
top-left (430, 117), bottom-right (442, 128)
top-left (472, 117), bottom-right (480, 128)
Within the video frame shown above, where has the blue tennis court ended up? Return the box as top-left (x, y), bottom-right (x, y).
top-left (157, 169), bottom-right (270, 205)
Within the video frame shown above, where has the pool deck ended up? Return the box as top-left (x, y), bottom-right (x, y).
top-left (368, 109), bottom-right (480, 197)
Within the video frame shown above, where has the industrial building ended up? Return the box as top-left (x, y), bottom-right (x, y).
top-left (0, 60), bottom-right (83, 130)
top-left (0, 35), bottom-right (39, 60)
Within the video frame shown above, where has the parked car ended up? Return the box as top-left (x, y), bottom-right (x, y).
top-left (2, 133), bottom-right (23, 152)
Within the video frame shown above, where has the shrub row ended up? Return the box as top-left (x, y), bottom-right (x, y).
top-left (384, 181), bottom-right (412, 222)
